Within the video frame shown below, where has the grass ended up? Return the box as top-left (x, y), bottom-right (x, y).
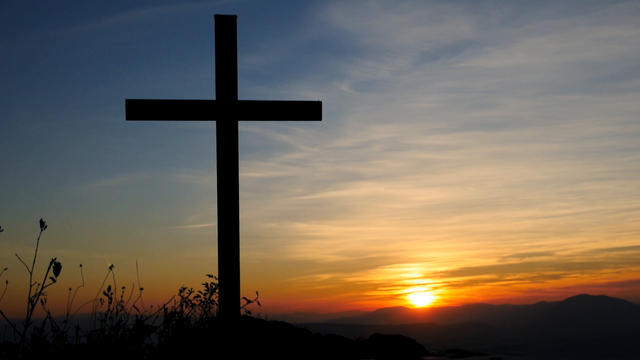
top-left (0, 220), bottom-right (431, 360)
top-left (0, 219), bottom-right (260, 359)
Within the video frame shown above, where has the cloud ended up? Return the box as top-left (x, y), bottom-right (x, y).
top-left (86, 173), bottom-right (151, 188)
top-left (580, 245), bottom-right (640, 255)
top-left (53, 2), bottom-right (227, 35)
top-left (235, 0), bottom-right (640, 264)
top-left (501, 251), bottom-right (556, 260)
top-left (28, 0), bottom-right (639, 308)
top-left (85, 169), bottom-right (216, 188)
top-left (168, 222), bottom-right (216, 229)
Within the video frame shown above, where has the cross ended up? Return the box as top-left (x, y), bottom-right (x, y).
top-left (125, 15), bottom-right (322, 322)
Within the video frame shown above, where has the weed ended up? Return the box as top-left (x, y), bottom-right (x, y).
top-left (0, 219), bottom-right (261, 359)
top-left (0, 219), bottom-right (63, 355)
top-left (1, 224), bottom-right (7, 305)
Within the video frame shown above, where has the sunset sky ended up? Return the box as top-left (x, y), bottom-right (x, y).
top-left (1, 0), bottom-right (640, 317)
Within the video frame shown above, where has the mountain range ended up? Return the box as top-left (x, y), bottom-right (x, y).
top-left (277, 294), bottom-right (640, 358)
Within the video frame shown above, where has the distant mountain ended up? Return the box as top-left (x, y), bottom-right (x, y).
top-left (325, 300), bottom-right (558, 327)
top-left (297, 294), bottom-right (640, 358)
top-left (270, 309), bottom-right (368, 324)
top-left (327, 306), bottom-right (423, 325)
top-left (523, 294), bottom-right (640, 337)
top-left (541, 293), bottom-right (640, 320)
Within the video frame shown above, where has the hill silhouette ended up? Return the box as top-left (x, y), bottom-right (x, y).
top-left (296, 294), bottom-right (640, 358)
top-left (322, 300), bottom-right (558, 327)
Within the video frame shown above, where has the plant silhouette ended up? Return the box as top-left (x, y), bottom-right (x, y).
top-left (0, 219), bottom-right (63, 356)
top-left (0, 219), bottom-right (262, 359)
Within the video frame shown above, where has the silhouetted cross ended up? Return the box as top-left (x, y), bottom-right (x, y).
top-left (125, 15), bottom-right (322, 322)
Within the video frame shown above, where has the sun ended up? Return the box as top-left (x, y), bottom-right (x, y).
top-left (406, 291), bottom-right (437, 307)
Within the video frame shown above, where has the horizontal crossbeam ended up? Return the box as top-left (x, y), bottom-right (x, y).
top-left (126, 99), bottom-right (322, 121)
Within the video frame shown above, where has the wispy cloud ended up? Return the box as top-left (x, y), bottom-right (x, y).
top-left (86, 173), bottom-right (151, 188)
top-left (168, 222), bottom-right (216, 229)
top-left (53, 2), bottom-right (227, 36)
top-left (230, 0), bottom-right (640, 307)
top-left (5, 0), bottom-right (638, 311)
top-left (86, 169), bottom-right (216, 188)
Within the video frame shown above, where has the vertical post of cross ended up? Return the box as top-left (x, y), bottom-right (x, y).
top-left (125, 14), bottom-right (321, 329)
top-left (214, 14), bottom-right (240, 323)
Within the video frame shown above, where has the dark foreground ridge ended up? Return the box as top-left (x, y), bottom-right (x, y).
top-left (0, 315), bottom-right (432, 360)
top-left (4, 294), bottom-right (640, 359)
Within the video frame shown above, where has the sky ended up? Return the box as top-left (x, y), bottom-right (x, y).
top-left (1, 0), bottom-right (640, 317)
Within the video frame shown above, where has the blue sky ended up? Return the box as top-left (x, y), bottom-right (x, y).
top-left (1, 0), bottom-right (640, 315)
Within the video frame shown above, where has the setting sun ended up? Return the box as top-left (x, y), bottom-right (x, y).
top-left (406, 292), bottom-right (437, 307)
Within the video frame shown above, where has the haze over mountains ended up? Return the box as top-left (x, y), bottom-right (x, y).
top-left (278, 294), bottom-right (640, 358)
